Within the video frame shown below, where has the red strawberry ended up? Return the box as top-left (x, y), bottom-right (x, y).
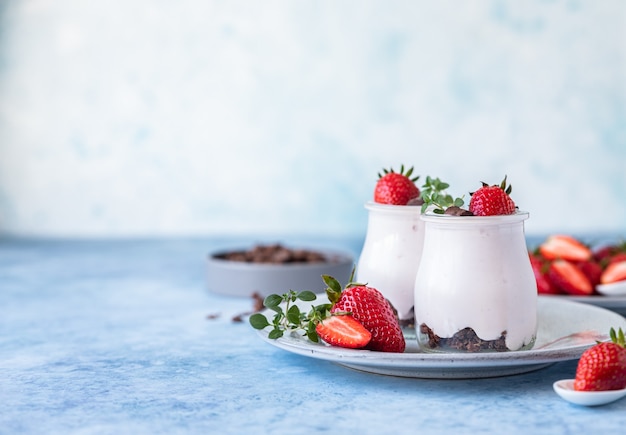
top-left (324, 275), bottom-right (406, 353)
top-left (575, 259), bottom-right (603, 288)
top-left (538, 235), bottom-right (592, 262)
top-left (574, 328), bottom-right (626, 391)
top-left (548, 259), bottom-right (593, 296)
top-left (374, 165), bottom-right (420, 205)
top-left (529, 253), bottom-right (560, 295)
top-left (468, 176), bottom-right (516, 216)
top-left (593, 241), bottom-right (626, 265)
top-left (601, 260), bottom-right (626, 284)
top-left (608, 252), bottom-right (626, 266)
top-left (315, 315), bottom-right (372, 349)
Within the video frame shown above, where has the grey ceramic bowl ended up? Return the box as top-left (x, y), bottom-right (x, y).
top-left (206, 247), bottom-right (354, 298)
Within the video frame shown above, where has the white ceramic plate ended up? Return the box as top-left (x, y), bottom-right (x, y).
top-left (596, 281), bottom-right (626, 297)
top-left (552, 294), bottom-right (626, 317)
top-left (553, 379), bottom-right (626, 406)
top-left (256, 297), bottom-right (626, 379)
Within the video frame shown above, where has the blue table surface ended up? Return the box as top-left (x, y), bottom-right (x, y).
top-left (1, 235), bottom-right (625, 435)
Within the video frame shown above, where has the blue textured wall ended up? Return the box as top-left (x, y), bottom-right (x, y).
top-left (0, 1), bottom-right (624, 238)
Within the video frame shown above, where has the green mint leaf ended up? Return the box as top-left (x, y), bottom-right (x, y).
top-left (271, 312), bottom-right (283, 326)
top-left (249, 313), bottom-right (270, 329)
top-left (268, 328), bottom-right (284, 339)
top-left (297, 290), bottom-right (317, 302)
top-left (307, 330), bottom-right (319, 342)
top-left (420, 176), bottom-right (464, 213)
top-left (264, 294), bottom-right (283, 310)
top-left (306, 322), bottom-right (319, 342)
top-left (286, 305), bottom-right (301, 325)
top-left (287, 290), bottom-right (298, 303)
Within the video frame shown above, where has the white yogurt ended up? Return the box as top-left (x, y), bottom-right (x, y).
top-left (357, 202), bottom-right (425, 320)
top-left (414, 211), bottom-right (537, 352)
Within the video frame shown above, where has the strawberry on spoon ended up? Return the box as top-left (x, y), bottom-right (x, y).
top-left (574, 327), bottom-right (626, 392)
top-left (554, 328), bottom-right (626, 406)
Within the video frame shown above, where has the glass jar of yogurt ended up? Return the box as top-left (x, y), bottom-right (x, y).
top-left (414, 211), bottom-right (537, 352)
top-left (357, 201), bottom-right (425, 321)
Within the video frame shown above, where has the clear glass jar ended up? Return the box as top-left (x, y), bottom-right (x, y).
top-left (356, 201), bottom-right (425, 321)
top-left (414, 211), bottom-right (537, 352)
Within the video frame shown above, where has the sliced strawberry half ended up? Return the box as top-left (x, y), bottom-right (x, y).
top-left (315, 315), bottom-right (372, 349)
top-left (575, 259), bottom-right (603, 288)
top-left (600, 260), bottom-right (626, 284)
top-left (608, 252), bottom-right (626, 266)
top-left (539, 235), bottom-right (592, 262)
top-left (548, 259), bottom-right (593, 296)
top-left (529, 253), bottom-right (560, 295)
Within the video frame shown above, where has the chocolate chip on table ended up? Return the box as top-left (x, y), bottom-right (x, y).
top-left (231, 292), bottom-right (265, 323)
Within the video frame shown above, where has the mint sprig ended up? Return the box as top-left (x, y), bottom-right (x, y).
top-left (420, 176), bottom-right (465, 214)
top-left (249, 270), bottom-right (361, 342)
top-left (249, 290), bottom-right (332, 342)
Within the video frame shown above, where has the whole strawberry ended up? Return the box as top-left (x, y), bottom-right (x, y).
top-left (469, 176), bottom-right (516, 216)
top-left (324, 275), bottom-right (406, 353)
top-left (574, 327), bottom-right (626, 391)
top-left (374, 165), bottom-right (420, 205)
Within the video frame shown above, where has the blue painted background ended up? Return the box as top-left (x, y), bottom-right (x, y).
top-left (0, 1), bottom-right (624, 239)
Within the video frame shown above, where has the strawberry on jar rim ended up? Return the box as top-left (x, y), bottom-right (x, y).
top-left (468, 175), bottom-right (516, 216)
top-left (374, 165), bottom-right (421, 205)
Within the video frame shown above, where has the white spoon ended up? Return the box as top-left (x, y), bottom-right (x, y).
top-left (553, 379), bottom-right (626, 406)
top-left (596, 280), bottom-right (626, 296)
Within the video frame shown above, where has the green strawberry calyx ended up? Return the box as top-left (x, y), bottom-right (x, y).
top-left (471, 175), bottom-right (513, 196)
top-left (377, 164), bottom-right (419, 183)
top-left (323, 268), bottom-right (362, 305)
top-left (608, 327), bottom-right (625, 347)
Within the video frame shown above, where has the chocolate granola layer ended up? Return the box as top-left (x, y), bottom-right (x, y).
top-left (420, 323), bottom-right (508, 352)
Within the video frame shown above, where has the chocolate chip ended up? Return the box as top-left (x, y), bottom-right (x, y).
top-left (216, 244), bottom-right (328, 264)
top-left (444, 206), bottom-right (474, 216)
